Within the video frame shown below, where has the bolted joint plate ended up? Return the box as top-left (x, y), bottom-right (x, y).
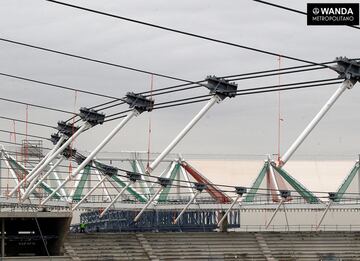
top-left (332, 57), bottom-right (360, 83)
top-left (235, 186), bottom-right (247, 196)
top-left (79, 107), bottom-right (105, 126)
top-left (280, 190), bottom-right (291, 199)
top-left (127, 172), bottom-right (141, 182)
top-left (158, 177), bottom-right (171, 187)
top-left (206, 76), bottom-right (238, 100)
top-left (57, 121), bottom-right (80, 137)
top-left (74, 154), bottom-right (91, 166)
top-left (194, 183), bottom-right (207, 192)
top-left (97, 162), bottom-right (118, 176)
top-left (61, 147), bottom-right (77, 159)
top-left (328, 192), bottom-right (337, 201)
top-left (50, 133), bottom-right (61, 145)
top-left (125, 92), bottom-right (154, 113)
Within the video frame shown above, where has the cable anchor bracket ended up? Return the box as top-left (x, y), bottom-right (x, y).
top-left (331, 57), bottom-right (360, 87)
top-left (205, 76), bottom-right (238, 101)
top-left (79, 107), bottom-right (105, 127)
top-left (125, 92), bottom-right (154, 113)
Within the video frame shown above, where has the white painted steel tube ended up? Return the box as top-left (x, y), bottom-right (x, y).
top-left (148, 95), bottom-right (220, 173)
top-left (41, 111), bottom-right (137, 206)
top-left (316, 201), bottom-right (332, 231)
top-left (217, 194), bottom-right (241, 226)
top-left (8, 135), bottom-right (66, 196)
top-left (266, 199), bottom-right (284, 229)
top-left (21, 157), bottom-right (64, 200)
top-left (99, 181), bottom-right (132, 218)
top-left (133, 186), bottom-right (163, 222)
top-left (10, 124), bottom-right (88, 197)
top-left (281, 80), bottom-right (352, 165)
top-left (174, 190), bottom-right (201, 224)
top-left (71, 175), bottom-right (107, 211)
top-left (269, 162), bottom-right (281, 201)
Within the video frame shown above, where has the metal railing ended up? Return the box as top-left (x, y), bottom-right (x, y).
top-left (235, 224), bottom-right (360, 232)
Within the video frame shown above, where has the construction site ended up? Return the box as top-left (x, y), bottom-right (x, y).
top-left (0, 0), bottom-right (359, 260)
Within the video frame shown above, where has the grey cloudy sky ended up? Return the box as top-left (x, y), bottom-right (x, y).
top-left (0, 0), bottom-right (358, 160)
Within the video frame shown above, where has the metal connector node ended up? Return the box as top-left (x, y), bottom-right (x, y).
top-left (79, 107), bottom-right (105, 126)
top-left (328, 192), bottom-right (337, 201)
top-left (61, 147), bottom-right (77, 159)
top-left (125, 92), bottom-right (154, 113)
top-left (75, 154), bottom-right (89, 165)
top-left (331, 57), bottom-right (360, 82)
top-left (158, 177), bottom-right (171, 187)
top-left (194, 183), bottom-right (207, 192)
top-left (57, 121), bottom-right (80, 137)
top-left (50, 133), bottom-right (61, 145)
top-left (235, 186), bottom-right (247, 196)
top-left (96, 162), bottom-right (118, 176)
top-left (280, 190), bottom-right (291, 199)
top-left (127, 172), bottom-right (141, 182)
top-left (206, 76), bottom-right (238, 100)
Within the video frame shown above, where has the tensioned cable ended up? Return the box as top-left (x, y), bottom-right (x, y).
top-left (0, 96), bottom-right (78, 115)
top-left (0, 38), bottom-right (201, 85)
top-left (0, 115), bottom-right (56, 129)
top-left (1, 154), bottom-right (359, 197)
top-left (252, 0), bottom-right (360, 31)
top-left (86, 62), bottom-right (333, 113)
top-left (0, 129), bottom-right (51, 141)
top-left (0, 139), bottom-right (52, 151)
top-left (0, 72), bottom-right (126, 101)
top-left (0, 63), bottom-right (333, 129)
top-left (151, 80), bottom-right (341, 111)
top-left (104, 78), bottom-right (341, 122)
top-left (46, 0), bottom-right (331, 68)
top-left (61, 62), bottom-right (335, 125)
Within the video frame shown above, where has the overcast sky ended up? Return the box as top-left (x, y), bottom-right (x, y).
top-left (0, 0), bottom-right (358, 160)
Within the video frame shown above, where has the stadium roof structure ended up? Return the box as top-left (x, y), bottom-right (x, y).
top-left (243, 158), bottom-right (320, 204)
top-left (333, 160), bottom-right (360, 202)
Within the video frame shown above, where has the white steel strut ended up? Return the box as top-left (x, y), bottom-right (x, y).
top-left (71, 175), bottom-right (107, 211)
top-left (316, 193), bottom-right (336, 230)
top-left (173, 183), bottom-right (206, 224)
top-left (98, 181), bottom-right (133, 218)
top-left (40, 92), bottom-right (154, 205)
top-left (10, 124), bottom-right (89, 198)
top-left (21, 157), bottom-right (64, 200)
top-left (266, 190), bottom-right (290, 229)
top-left (217, 187), bottom-right (246, 227)
top-left (133, 177), bottom-right (171, 222)
top-left (40, 110), bottom-right (139, 206)
top-left (280, 79), bottom-right (354, 166)
top-left (8, 135), bottom-right (67, 197)
top-left (279, 57), bottom-right (360, 166)
top-left (148, 95), bottom-right (221, 172)
top-left (147, 76), bottom-right (237, 173)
